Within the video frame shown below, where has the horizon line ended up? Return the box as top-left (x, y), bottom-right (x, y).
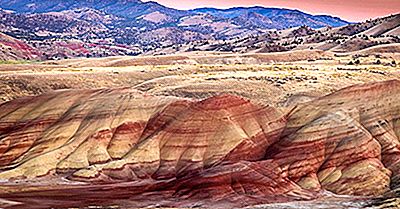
top-left (144, 0), bottom-right (399, 22)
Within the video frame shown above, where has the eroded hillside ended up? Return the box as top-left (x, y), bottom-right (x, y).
top-left (0, 80), bottom-right (400, 208)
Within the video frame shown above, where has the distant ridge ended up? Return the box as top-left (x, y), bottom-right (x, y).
top-left (1, 1), bottom-right (398, 60)
top-left (0, 0), bottom-right (349, 29)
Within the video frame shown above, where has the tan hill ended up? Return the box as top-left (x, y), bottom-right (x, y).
top-left (151, 14), bottom-right (399, 55)
top-left (385, 26), bottom-right (400, 36)
top-left (0, 33), bottom-right (41, 61)
top-left (353, 43), bottom-right (400, 54)
top-left (362, 14), bottom-right (400, 36)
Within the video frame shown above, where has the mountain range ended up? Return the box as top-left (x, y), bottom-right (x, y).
top-left (0, 0), bottom-right (349, 28)
top-left (0, 0), bottom-right (398, 60)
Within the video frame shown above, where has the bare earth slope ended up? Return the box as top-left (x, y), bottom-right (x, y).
top-left (0, 33), bottom-right (41, 61)
top-left (0, 79), bottom-right (400, 208)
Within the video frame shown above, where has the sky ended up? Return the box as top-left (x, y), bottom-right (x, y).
top-left (146, 0), bottom-right (400, 22)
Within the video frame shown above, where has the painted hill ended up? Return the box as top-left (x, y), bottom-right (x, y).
top-left (0, 32), bottom-right (41, 61)
top-left (0, 80), bottom-right (399, 208)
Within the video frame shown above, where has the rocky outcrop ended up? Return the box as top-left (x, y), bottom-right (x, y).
top-left (0, 80), bottom-right (400, 208)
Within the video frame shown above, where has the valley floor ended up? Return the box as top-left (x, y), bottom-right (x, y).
top-left (0, 50), bottom-right (399, 109)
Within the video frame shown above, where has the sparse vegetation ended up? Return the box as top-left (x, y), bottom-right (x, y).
top-left (0, 3), bottom-right (398, 59)
top-left (0, 60), bottom-right (36, 65)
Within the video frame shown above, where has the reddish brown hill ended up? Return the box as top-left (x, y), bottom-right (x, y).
top-left (0, 33), bottom-right (41, 61)
top-left (0, 80), bottom-right (399, 208)
top-left (267, 80), bottom-right (400, 196)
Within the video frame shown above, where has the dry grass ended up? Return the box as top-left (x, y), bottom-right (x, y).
top-left (1, 51), bottom-right (399, 110)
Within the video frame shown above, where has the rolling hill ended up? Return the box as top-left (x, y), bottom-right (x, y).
top-left (0, 0), bottom-right (348, 29)
top-left (0, 0), bottom-right (353, 60)
top-left (153, 14), bottom-right (399, 55)
top-left (0, 1), bottom-right (398, 60)
top-left (0, 32), bottom-right (41, 61)
top-left (192, 7), bottom-right (349, 29)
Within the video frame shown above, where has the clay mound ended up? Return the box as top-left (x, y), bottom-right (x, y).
top-left (267, 80), bottom-right (400, 197)
top-left (69, 94), bottom-right (286, 182)
top-left (0, 89), bottom-right (303, 207)
top-left (0, 80), bottom-right (400, 208)
top-left (0, 88), bottom-right (179, 178)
